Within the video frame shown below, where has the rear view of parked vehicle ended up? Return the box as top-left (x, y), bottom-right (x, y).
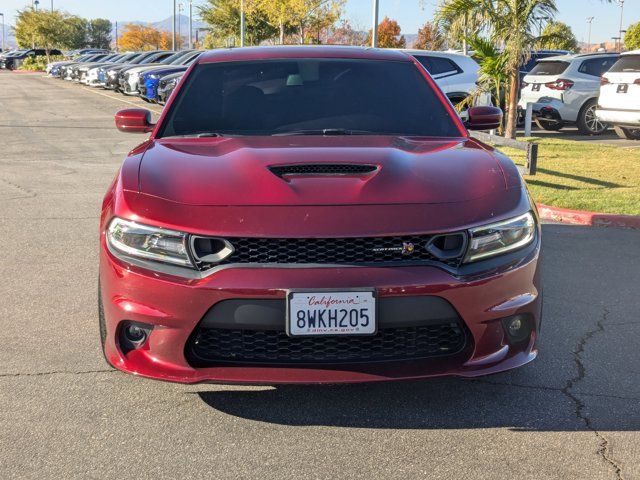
top-left (597, 50), bottom-right (640, 140)
top-left (518, 52), bottom-right (619, 135)
top-left (401, 50), bottom-right (480, 108)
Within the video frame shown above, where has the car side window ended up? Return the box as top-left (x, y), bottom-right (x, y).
top-left (415, 56), bottom-right (461, 77)
top-left (578, 57), bottom-right (618, 77)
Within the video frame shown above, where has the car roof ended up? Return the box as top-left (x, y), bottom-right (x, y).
top-left (396, 49), bottom-right (470, 60)
top-left (198, 46), bottom-right (411, 64)
top-left (621, 49), bottom-right (640, 56)
top-left (539, 52), bottom-right (619, 62)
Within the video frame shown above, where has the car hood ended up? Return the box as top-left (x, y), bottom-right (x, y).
top-left (137, 136), bottom-right (507, 206)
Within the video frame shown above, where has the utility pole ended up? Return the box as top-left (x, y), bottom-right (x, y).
top-left (0, 13), bottom-right (5, 52)
top-left (178, 3), bottom-right (183, 50)
top-left (172, 0), bottom-right (176, 51)
top-left (616, 0), bottom-right (625, 52)
top-left (115, 21), bottom-right (119, 52)
top-left (240, 0), bottom-right (246, 47)
top-left (371, 0), bottom-right (379, 48)
top-left (586, 17), bottom-right (594, 52)
top-left (51, 0), bottom-right (53, 10)
top-left (188, 0), bottom-right (193, 49)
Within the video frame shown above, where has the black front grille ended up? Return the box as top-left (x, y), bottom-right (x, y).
top-left (209, 235), bottom-right (464, 267)
top-left (269, 164), bottom-right (377, 177)
top-left (186, 324), bottom-right (466, 366)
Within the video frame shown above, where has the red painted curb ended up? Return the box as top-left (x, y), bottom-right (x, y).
top-left (537, 204), bottom-right (640, 229)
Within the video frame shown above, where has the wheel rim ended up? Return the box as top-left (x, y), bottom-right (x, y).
top-left (585, 105), bottom-right (606, 133)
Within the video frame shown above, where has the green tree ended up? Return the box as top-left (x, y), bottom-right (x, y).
top-left (538, 21), bottom-right (578, 51)
top-left (14, 9), bottom-right (69, 61)
top-left (414, 21), bottom-right (444, 50)
top-left (436, 0), bottom-right (557, 139)
top-left (366, 17), bottom-right (406, 48)
top-left (624, 21), bottom-right (640, 51)
top-left (257, 0), bottom-right (344, 44)
top-left (199, 0), bottom-right (277, 47)
top-left (64, 16), bottom-right (90, 50)
top-left (89, 19), bottom-right (113, 49)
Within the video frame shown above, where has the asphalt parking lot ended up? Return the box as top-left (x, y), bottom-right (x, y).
top-left (1, 72), bottom-right (639, 480)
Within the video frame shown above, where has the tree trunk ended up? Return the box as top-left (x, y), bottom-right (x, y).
top-left (279, 21), bottom-right (285, 44)
top-left (504, 69), bottom-right (519, 139)
top-left (45, 48), bottom-right (51, 64)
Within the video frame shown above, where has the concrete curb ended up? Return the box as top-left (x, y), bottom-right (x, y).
top-left (537, 204), bottom-right (640, 229)
top-left (11, 70), bottom-right (43, 74)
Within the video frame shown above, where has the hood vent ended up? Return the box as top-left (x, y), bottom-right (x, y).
top-left (269, 164), bottom-right (378, 178)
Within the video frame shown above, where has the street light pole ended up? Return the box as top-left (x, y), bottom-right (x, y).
top-left (0, 13), bottom-right (5, 53)
top-left (178, 3), bottom-right (183, 50)
top-left (172, 0), bottom-right (176, 51)
top-left (240, 0), bottom-right (245, 47)
top-left (586, 17), bottom-right (594, 52)
top-left (371, 0), bottom-right (379, 48)
top-left (188, 0), bottom-right (193, 49)
top-left (617, 0), bottom-right (624, 52)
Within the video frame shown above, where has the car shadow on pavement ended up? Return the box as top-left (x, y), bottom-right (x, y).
top-left (193, 374), bottom-right (638, 431)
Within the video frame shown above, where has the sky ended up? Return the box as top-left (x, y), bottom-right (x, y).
top-left (0, 0), bottom-right (638, 44)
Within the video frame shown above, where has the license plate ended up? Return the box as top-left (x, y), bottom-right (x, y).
top-left (287, 290), bottom-right (376, 337)
top-left (532, 84), bottom-right (541, 92)
top-left (617, 84), bottom-right (628, 94)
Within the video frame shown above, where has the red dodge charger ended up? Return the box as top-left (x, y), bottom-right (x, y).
top-left (99, 46), bottom-right (542, 384)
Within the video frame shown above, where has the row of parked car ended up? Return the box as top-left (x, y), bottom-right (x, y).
top-left (519, 50), bottom-right (640, 139)
top-left (5, 45), bottom-right (637, 139)
top-left (44, 49), bottom-right (202, 105)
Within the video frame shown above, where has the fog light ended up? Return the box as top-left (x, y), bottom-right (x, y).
top-left (119, 321), bottom-right (153, 354)
top-left (508, 317), bottom-right (522, 336)
top-left (502, 314), bottom-right (532, 343)
top-left (125, 325), bottom-right (146, 343)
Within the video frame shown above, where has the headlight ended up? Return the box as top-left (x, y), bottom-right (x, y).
top-left (149, 74), bottom-right (159, 79)
top-left (106, 218), bottom-right (193, 267)
top-left (108, 70), bottom-right (117, 77)
top-left (464, 212), bottom-right (536, 263)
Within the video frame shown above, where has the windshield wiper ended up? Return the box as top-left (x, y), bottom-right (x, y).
top-left (273, 129), bottom-right (376, 136)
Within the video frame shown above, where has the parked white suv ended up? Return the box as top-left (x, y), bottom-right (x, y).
top-left (518, 52), bottom-right (619, 135)
top-left (400, 50), bottom-right (480, 106)
top-left (596, 50), bottom-right (640, 140)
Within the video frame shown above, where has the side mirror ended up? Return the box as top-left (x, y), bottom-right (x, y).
top-left (115, 109), bottom-right (155, 134)
top-left (464, 106), bottom-right (503, 131)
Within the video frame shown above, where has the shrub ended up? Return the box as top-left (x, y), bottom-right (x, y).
top-left (19, 55), bottom-right (65, 72)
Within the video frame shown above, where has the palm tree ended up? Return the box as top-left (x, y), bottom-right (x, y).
top-left (436, 0), bottom-right (557, 139)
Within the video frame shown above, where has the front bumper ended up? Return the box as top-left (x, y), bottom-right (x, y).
top-left (99, 233), bottom-right (542, 384)
top-left (596, 108), bottom-right (640, 127)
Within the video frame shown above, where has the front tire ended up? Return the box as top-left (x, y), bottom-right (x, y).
top-left (613, 126), bottom-right (640, 140)
top-left (577, 99), bottom-right (607, 135)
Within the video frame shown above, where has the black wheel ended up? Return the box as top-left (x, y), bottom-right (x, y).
top-left (577, 99), bottom-right (607, 135)
top-left (613, 126), bottom-right (640, 140)
top-left (535, 117), bottom-right (564, 131)
top-left (98, 279), bottom-right (115, 369)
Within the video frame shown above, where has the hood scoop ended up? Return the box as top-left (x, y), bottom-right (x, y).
top-left (269, 164), bottom-right (378, 178)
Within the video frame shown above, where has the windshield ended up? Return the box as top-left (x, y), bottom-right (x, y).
top-left (159, 58), bottom-right (460, 138)
top-left (141, 52), bottom-right (170, 65)
top-left (529, 61), bottom-right (570, 76)
top-left (609, 55), bottom-right (640, 73)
